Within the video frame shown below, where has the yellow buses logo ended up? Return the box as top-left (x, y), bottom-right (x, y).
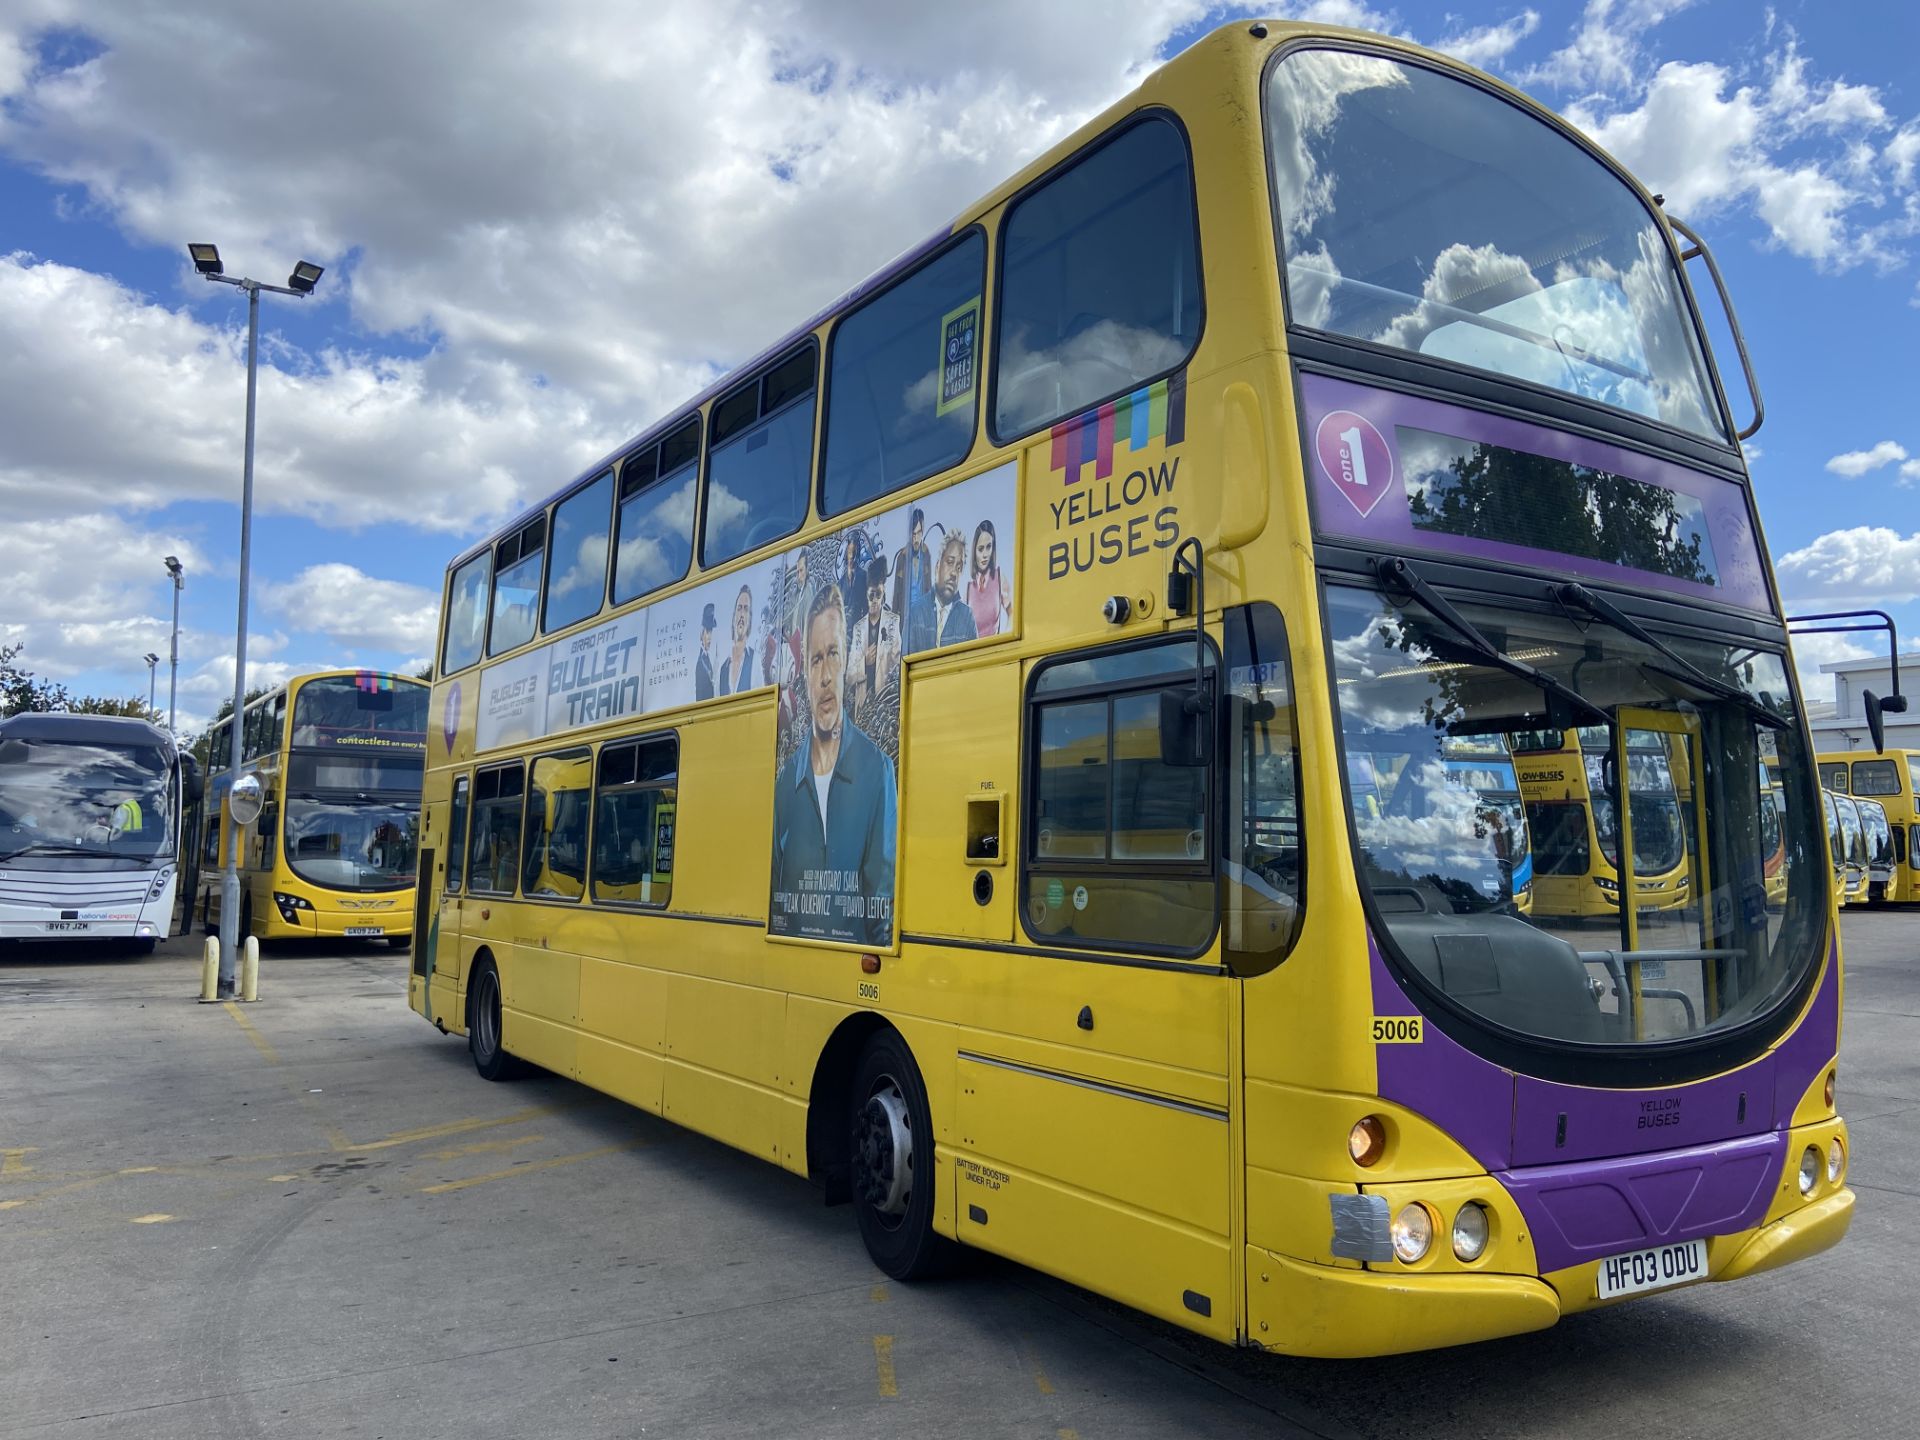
top-left (1045, 371), bottom-right (1187, 579)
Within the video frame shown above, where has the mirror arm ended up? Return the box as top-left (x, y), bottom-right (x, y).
top-left (1788, 609), bottom-right (1908, 754)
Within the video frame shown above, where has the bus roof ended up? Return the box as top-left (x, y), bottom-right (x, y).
top-left (0, 712), bottom-right (174, 752)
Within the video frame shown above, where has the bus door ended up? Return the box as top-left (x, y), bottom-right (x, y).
top-left (417, 772), bottom-right (470, 1025)
top-left (1612, 710), bottom-right (1713, 1040)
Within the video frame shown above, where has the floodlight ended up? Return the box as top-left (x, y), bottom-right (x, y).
top-left (189, 243), bottom-right (224, 276)
top-left (164, 555), bottom-right (182, 576)
top-left (287, 260), bottom-right (324, 294)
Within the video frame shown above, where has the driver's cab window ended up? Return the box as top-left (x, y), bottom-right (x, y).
top-left (1024, 636), bottom-right (1215, 954)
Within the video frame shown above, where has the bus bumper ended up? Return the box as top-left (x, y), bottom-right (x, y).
top-left (1714, 1187), bottom-right (1853, 1282)
top-left (1245, 1248), bottom-right (1560, 1357)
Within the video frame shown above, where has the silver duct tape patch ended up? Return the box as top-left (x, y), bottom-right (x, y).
top-left (1329, 1192), bottom-right (1394, 1262)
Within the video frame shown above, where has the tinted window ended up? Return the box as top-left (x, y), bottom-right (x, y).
top-left (544, 472), bottom-right (613, 633)
top-left (1265, 50), bottom-right (1722, 439)
top-left (592, 735), bottom-right (677, 907)
top-left (1025, 638), bottom-right (1215, 952)
top-left (291, 677), bottom-right (427, 751)
top-left (1853, 759), bottom-right (1901, 797)
top-left (821, 234), bottom-right (985, 516)
top-left (468, 764), bottom-right (524, 895)
top-left (1819, 762), bottom-right (1848, 793)
top-left (1223, 602), bottom-right (1304, 971)
top-left (613, 420), bottom-right (699, 606)
top-left (703, 350), bottom-right (815, 566)
top-left (447, 774), bottom-right (471, 892)
top-left (523, 749), bottom-right (591, 899)
top-left (995, 118), bottom-right (1202, 439)
top-left (489, 519), bottom-right (546, 657)
top-left (443, 551), bottom-right (491, 673)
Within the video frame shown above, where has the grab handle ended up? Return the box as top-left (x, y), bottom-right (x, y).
top-left (1669, 216), bottom-right (1764, 441)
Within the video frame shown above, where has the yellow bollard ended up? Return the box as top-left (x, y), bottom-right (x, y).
top-left (198, 938), bottom-right (220, 1002)
top-left (241, 937), bottom-right (260, 1002)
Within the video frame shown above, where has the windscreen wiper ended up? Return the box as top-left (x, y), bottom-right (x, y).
top-left (0, 841), bottom-right (111, 861)
top-left (1554, 583), bottom-right (1789, 731)
top-left (1374, 558), bottom-right (1611, 726)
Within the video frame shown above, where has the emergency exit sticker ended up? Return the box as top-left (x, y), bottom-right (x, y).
top-left (1316, 410), bottom-right (1395, 519)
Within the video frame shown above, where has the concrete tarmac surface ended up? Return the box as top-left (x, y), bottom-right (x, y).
top-left (1, 912), bottom-right (1914, 1439)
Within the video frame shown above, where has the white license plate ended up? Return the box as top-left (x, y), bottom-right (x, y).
top-left (1595, 1238), bottom-right (1707, 1299)
top-left (344, 925), bottom-right (384, 937)
top-left (44, 920), bottom-right (91, 932)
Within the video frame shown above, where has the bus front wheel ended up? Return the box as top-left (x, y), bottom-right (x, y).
top-left (848, 1031), bottom-right (954, 1281)
top-left (467, 958), bottom-right (524, 1082)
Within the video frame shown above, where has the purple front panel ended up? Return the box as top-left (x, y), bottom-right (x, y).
top-left (1370, 934), bottom-right (1840, 1267)
top-left (1300, 373), bottom-right (1770, 613)
top-left (1500, 1130), bottom-right (1784, 1274)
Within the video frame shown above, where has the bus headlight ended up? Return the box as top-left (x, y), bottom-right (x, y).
top-left (1451, 1201), bottom-right (1491, 1262)
top-left (146, 866), bottom-right (174, 901)
top-left (1798, 1146), bottom-right (1820, 1197)
top-left (1391, 1202), bottom-right (1433, 1263)
top-left (1827, 1139), bottom-right (1845, 1184)
top-left (274, 892), bottom-right (313, 924)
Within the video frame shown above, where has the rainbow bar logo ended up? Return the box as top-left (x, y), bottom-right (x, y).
top-left (354, 670), bottom-right (393, 694)
top-left (1048, 372), bottom-right (1186, 486)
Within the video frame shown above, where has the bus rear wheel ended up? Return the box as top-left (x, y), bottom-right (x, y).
top-left (848, 1031), bottom-right (954, 1281)
top-left (467, 958), bottom-right (524, 1082)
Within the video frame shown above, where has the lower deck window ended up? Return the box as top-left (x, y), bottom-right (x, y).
top-left (592, 735), bottom-right (677, 907)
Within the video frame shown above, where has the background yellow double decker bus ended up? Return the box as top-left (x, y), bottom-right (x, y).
top-left (414, 19), bottom-right (1848, 1356)
top-left (1510, 725), bottom-right (1693, 919)
top-left (198, 670), bottom-right (426, 945)
top-left (1817, 749), bottom-right (1920, 901)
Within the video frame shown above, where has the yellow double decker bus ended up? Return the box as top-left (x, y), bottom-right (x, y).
top-left (1508, 726), bottom-right (1692, 920)
top-left (414, 21), bottom-right (1847, 1356)
top-left (1817, 749), bottom-right (1920, 901)
top-left (198, 670), bottom-right (426, 945)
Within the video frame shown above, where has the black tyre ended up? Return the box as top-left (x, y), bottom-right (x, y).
top-left (848, 1030), bottom-right (954, 1280)
top-left (467, 957), bottom-right (525, 1081)
top-left (239, 897), bottom-right (253, 940)
top-left (385, 934), bottom-right (412, 950)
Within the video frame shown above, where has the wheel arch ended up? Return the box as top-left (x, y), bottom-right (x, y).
top-left (806, 1011), bottom-right (894, 1205)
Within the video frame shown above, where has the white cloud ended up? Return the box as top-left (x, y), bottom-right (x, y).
top-left (1786, 629), bottom-right (1871, 706)
top-left (1824, 440), bottom-right (1909, 477)
top-left (1778, 527), bottom-right (1920, 606)
top-left (1433, 10), bottom-right (1540, 70)
top-left (1523, 0), bottom-right (1699, 95)
top-left (258, 563), bottom-right (440, 655)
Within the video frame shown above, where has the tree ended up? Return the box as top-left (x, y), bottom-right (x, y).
top-left (1, 643), bottom-right (159, 721)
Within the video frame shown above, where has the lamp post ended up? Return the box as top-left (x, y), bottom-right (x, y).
top-left (143, 653), bottom-right (160, 714)
top-left (164, 555), bottom-right (183, 733)
top-left (189, 242), bottom-right (324, 998)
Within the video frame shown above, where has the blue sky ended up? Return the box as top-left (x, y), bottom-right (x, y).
top-left (0, 0), bottom-right (1915, 733)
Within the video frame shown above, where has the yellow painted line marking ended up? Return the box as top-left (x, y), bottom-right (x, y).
top-left (131, 1213), bottom-right (174, 1224)
top-left (0, 1198), bottom-right (26, 1210)
top-left (1030, 1357), bottom-right (1056, 1396)
top-left (424, 1134), bottom-right (544, 1161)
top-left (872, 1335), bottom-right (898, 1397)
top-left (1, 1147), bottom-right (35, 1175)
top-left (268, 1174), bottom-right (298, 1183)
top-left (354, 1107), bottom-right (556, 1152)
top-left (120, 1166), bottom-right (159, 1174)
top-left (223, 1002), bottom-right (280, 1064)
top-left (417, 1138), bottom-right (647, 1195)
top-left (0, 1171), bottom-right (123, 1210)
top-left (1059, 1430), bottom-right (1080, 1440)
top-left (870, 1284), bottom-right (889, 1303)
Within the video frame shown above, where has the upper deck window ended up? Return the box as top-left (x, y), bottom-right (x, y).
top-left (613, 418), bottom-right (699, 607)
top-left (543, 471), bottom-right (613, 634)
top-left (993, 116), bottom-right (1202, 441)
top-left (1265, 49), bottom-right (1725, 441)
top-left (442, 551), bottom-right (491, 674)
top-left (489, 517), bottom-right (547, 657)
top-left (701, 348), bottom-right (815, 567)
top-left (821, 232), bottom-right (985, 517)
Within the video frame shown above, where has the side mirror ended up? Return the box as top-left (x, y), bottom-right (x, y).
top-left (180, 753), bottom-right (204, 805)
top-left (1864, 689), bottom-right (1909, 755)
top-left (1159, 688), bottom-right (1213, 768)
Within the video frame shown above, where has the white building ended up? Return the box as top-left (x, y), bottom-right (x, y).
top-left (1806, 653), bottom-right (1920, 754)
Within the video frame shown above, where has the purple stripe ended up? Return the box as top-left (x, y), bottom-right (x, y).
top-left (1301, 373), bottom-right (1770, 612)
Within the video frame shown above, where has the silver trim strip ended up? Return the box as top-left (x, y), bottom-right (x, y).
top-left (957, 1050), bottom-right (1228, 1122)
